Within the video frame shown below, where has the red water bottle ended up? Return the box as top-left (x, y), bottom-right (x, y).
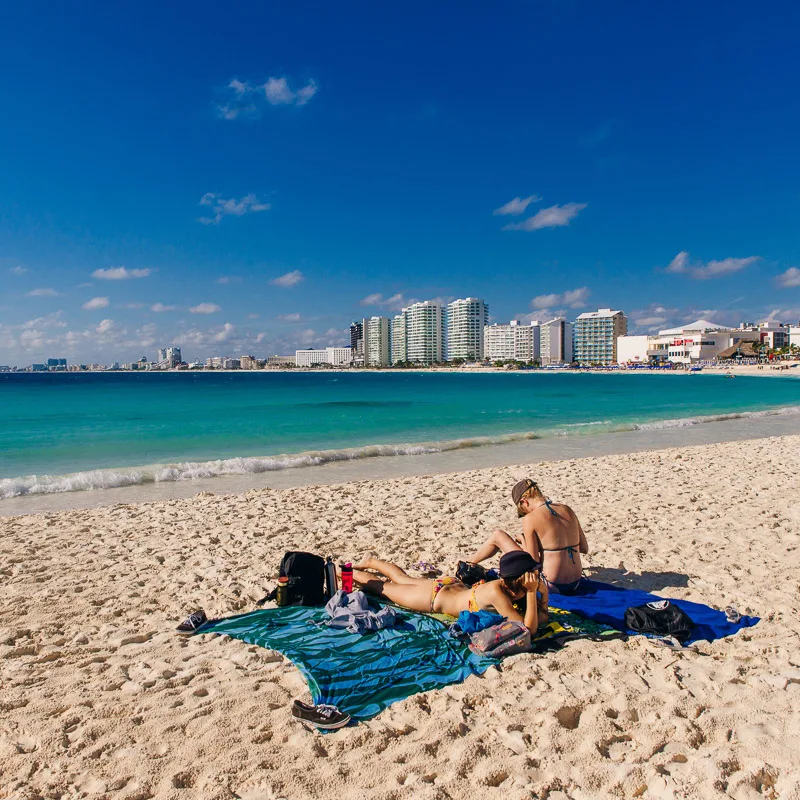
top-left (341, 562), bottom-right (353, 593)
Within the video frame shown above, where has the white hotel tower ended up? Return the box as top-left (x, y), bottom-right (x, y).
top-left (391, 301), bottom-right (445, 365)
top-left (363, 316), bottom-right (391, 367)
top-left (484, 320), bottom-right (539, 362)
top-left (446, 298), bottom-right (489, 361)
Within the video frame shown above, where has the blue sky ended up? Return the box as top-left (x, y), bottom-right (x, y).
top-left (1, 0), bottom-right (799, 363)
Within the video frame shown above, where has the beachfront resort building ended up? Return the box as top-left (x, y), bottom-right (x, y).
top-left (349, 321), bottom-right (364, 365)
top-left (445, 298), bottom-right (489, 361)
top-left (539, 318), bottom-right (573, 365)
top-left (484, 320), bottom-right (540, 362)
top-left (157, 347), bottom-right (182, 368)
top-left (616, 335), bottom-right (659, 364)
top-left (617, 320), bottom-right (763, 365)
top-left (755, 321), bottom-right (791, 350)
top-left (391, 301), bottom-right (444, 365)
top-left (391, 313), bottom-right (407, 364)
top-left (295, 347), bottom-right (353, 367)
top-left (363, 316), bottom-right (391, 367)
top-left (573, 309), bottom-right (627, 366)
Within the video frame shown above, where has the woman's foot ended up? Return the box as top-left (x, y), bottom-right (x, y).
top-left (353, 551), bottom-right (378, 570)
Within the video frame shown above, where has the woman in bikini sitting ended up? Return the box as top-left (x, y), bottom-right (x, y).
top-left (467, 478), bottom-right (589, 596)
top-left (351, 551), bottom-right (548, 633)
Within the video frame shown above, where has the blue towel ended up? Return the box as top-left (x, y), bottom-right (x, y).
top-left (201, 605), bottom-right (495, 721)
top-left (546, 579), bottom-right (759, 644)
top-left (455, 610), bottom-right (504, 634)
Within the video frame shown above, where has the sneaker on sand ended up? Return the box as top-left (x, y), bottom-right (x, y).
top-left (724, 606), bottom-right (741, 623)
top-left (176, 609), bottom-right (208, 633)
top-left (291, 700), bottom-right (351, 730)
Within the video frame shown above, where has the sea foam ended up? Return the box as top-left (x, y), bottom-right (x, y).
top-left (1, 404), bottom-right (798, 499)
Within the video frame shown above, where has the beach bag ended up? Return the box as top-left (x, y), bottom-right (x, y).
top-left (277, 551), bottom-right (327, 607)
top-left (469, 620), bottom-right (531, 657)
top-left (624, 600), bottom-right (694, 643)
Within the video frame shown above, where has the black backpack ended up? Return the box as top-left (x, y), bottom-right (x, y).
top-left (624, 600), bottom-right (694, 642)
top-left (270, 551), bottom-right (329, 607)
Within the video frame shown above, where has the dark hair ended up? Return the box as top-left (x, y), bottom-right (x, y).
top-left (500, 575), bottom-right (525, 598)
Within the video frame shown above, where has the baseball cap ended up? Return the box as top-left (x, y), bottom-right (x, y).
top-left (499, 551), bottom-right (541, 578)
top-left (511, 478), bottom-right (537, 506)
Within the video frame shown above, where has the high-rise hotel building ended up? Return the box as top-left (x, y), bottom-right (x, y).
top-left (539, 318), bottom-right (573, 365)
top-left (363, 316), bottom-right (391, 367)
top-left (391, 301), bottom-right (444, 365)
top-left (391, 313), bottom-right (408, 364)
top-left (572, 308), bottom-right (628, 365)
top-left (446, 298), bottom-right (489, 361)
top-left (484, 320), bottom-right (540, 362)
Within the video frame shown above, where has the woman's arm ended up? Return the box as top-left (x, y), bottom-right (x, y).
top-left (577, 519), bottom-right (589, 554)
top-left (521, 516), bottom-right (542, 561)
top-left (487, 579), bottom-right (539, 634)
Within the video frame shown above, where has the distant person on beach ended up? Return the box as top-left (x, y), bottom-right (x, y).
top-left (468, 478), bottom-right (588, 595)
top-left (350, 551), bottom-right (548, 632)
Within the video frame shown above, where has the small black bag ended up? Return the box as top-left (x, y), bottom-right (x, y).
top-left (455, 561), bottom-right (489, 587)
top-left (623, 600), bottom-right (694, 642)
top-left (278, 551), bottom-right (327, 607)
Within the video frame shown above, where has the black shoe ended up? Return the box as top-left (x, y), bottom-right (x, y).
top-left (176, 609), bottom-right (208, 633)
top-left (291, 700), bottom-right (351, 730)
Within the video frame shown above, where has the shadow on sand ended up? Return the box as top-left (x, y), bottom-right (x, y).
top-left (585, 567), bottom-right (690, 592)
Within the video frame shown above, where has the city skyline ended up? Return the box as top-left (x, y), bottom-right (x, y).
top-left (2, 3), bottom-right (800, 364)
top-left (5, 300), bottom-right (798, 371)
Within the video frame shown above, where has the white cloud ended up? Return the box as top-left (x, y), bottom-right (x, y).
top-left (264, 77), bottom-right (295, 105)
top-left (776, 267), bottom-right (800, 288)
top-left (295, 81), bottom-right (318, 106)
top-left (92, 267), bottom-right (152, 280)
top-left (10, 266), bottom-right (27, 275)
top-left (82, 296), bottom-right (110, 310)
top-left (492, 195), bottom-right (542, 216)
top-left (664, 251), bottom-right (761, 279)
top-left (22, 312), bottom-right (67, 330)
top-left (503, 203), bottom-right (587, 231)
top-left (214, 322), bottom-right (235, 342)
top-left (277, 313), bottom-right (302, 322)
top-left (27, 288), bottom-right (59, 297)
top-left (198, 193), bottom-right (271, 225)
top-left (96, 318), bottom-right (115, 334)
top-left (255, 332), bottom-right (266, 343)
top-left (634, 316), bottom-right (668, 328)
top-left (359, 292), bottom-right (408, 311)
top-left (217, 75), bottom-right (318, 119)
top-left (247, 313), bottom-right (260, 319)
top-left (190, 303), bottom-right (221, 315)
top-left (664, 251), bottom-right (690, 274)
top-left (216, 275), bottom-right (241, 284)
top-left (151, 303), bottom-right (177, 312)
top-left (270, 270), bottom-right (304, 288)
top-left (531, 286), bottom-right (590, 310)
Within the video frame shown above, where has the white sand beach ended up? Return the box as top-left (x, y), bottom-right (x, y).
top-left (2, 434), bottom-right (800, 799)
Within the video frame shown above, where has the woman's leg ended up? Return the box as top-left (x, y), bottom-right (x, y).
top-left (467, 529), bottom-right (522, 564)
top-left (354, 573), bottom-right (433, 613)
top-left (354, 557), bottom-right (428, 585)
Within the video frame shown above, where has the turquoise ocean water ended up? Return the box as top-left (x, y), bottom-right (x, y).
top-left (1, 371), bottom-right (800, 499)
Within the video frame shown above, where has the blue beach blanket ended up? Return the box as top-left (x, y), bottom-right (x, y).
top-left (547, 580), bottom-right (759, 644)
top-left (201, 605), bottom-right (495, 721)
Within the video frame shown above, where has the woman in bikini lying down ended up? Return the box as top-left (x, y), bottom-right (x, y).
top-left (350, 551), bottom-right (548, 633)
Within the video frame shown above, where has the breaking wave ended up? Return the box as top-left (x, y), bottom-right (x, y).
top-left (2, 404), bottom-right (798, 499)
